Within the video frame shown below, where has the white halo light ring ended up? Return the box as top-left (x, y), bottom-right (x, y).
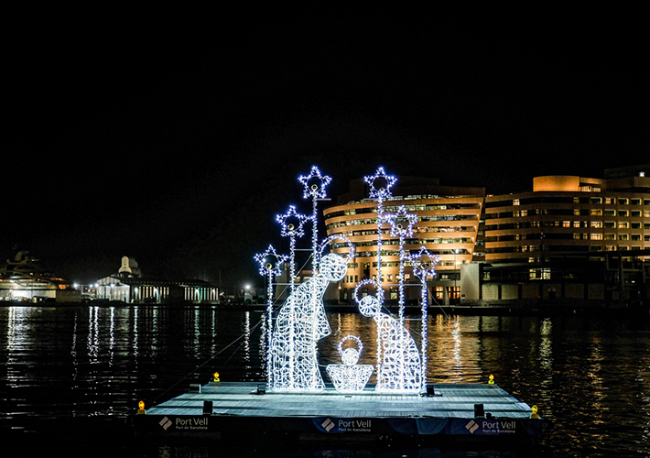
top-left (337, 335), bottom-right (363, 356)
top-left (354, 278), bottom-right (384, 304)
top-left (319, 234), bottom-right (355, 263)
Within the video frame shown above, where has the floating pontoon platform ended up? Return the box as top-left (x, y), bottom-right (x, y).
top-left (131, 382), bottom-right (550, 446)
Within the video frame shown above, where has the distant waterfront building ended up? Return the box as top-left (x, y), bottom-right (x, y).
top-left (323, 177), bottom-right (485, 305)
top-left (95, 256), bottom-right (219, 304)
top-left (319, 166), bottom-right (649, 307)
top-left (477, 165), bottom-right (650, 305)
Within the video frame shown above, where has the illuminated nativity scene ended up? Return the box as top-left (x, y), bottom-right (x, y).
top-left (256, 166), bottom-right (438, 394)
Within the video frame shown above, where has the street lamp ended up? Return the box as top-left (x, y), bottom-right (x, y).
top-left (244, 283), bottom-right (251, 303)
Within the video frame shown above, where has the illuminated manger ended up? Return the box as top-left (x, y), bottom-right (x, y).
top-left (326, 335), bottom-right (374, 393)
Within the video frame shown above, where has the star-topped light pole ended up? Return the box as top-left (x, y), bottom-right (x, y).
top-left (364, 167), bottom-right (397, 299)
top-left (299, 166), bottom-right (332, 379)
top-left (254, 244), bottom-right (289, 386)
top-left (385, 205), bottom-right (418, 328)
top-left (276, 205), bottom-right (309, 384)
top-left (299, 166), bottom-right (332, 273)
top-left (409, 246), bottom-right (439, 391)
top-left (385, 205), bottom-right (417, 391)
top-left (276, 205), bottom-right (309, 297)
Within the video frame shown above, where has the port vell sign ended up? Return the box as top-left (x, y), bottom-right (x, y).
top-left (317, 417), bottom-right (373, 433)
top-left (313, 416), bottom-right (522, 436)
top-left (158, 416), bottom-right (210, 432)
top-left (462, 418), bottom-right (517, 435)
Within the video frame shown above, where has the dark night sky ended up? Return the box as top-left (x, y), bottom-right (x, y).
top-left (4, 11), bottom-right (648, 289)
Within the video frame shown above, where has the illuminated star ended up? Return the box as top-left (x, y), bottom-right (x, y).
top-left (299, 166), bottom-right (332, 199)
top-left (276, 205), bottom-right (310, 238)
top-left (254, 245), bottom-right (288, 277)
top-left (385, 205), bottom-right (417, 238)
top-left (364, 167), bottom-right (397, 200)
top-left (409, 246), bottom-right (439, 281)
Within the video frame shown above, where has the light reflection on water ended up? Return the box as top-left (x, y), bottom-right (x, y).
top-left (1, 305), bottom-right (649, 457)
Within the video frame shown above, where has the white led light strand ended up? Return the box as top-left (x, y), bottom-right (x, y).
top-left (354, 279), bottom-right (422, 393)
top-left (254, 245), bottom-right (289, 387)
top-left (409, 246), bottom-right (439, 390)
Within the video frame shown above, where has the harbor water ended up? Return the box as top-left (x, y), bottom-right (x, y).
top-left (2, 304), bottom-right (649, 457)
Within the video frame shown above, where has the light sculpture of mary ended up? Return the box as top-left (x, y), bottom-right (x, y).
top-left (270, 253), bottom-right (347, 392)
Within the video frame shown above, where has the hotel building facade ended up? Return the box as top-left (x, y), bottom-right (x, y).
top-left (480, 166), bottom-right (650, 305)
top-left (323, 177), bottom-right (485, 305)
top-left (322, 166), bottom-right (650, 307)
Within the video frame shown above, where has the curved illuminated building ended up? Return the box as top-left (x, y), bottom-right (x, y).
top-left (481, 168), bottom-right (650, 303)
top-left (485, 174), bottom-right (650, 265)
top-left (323, 177), bottom-right (485, 304)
